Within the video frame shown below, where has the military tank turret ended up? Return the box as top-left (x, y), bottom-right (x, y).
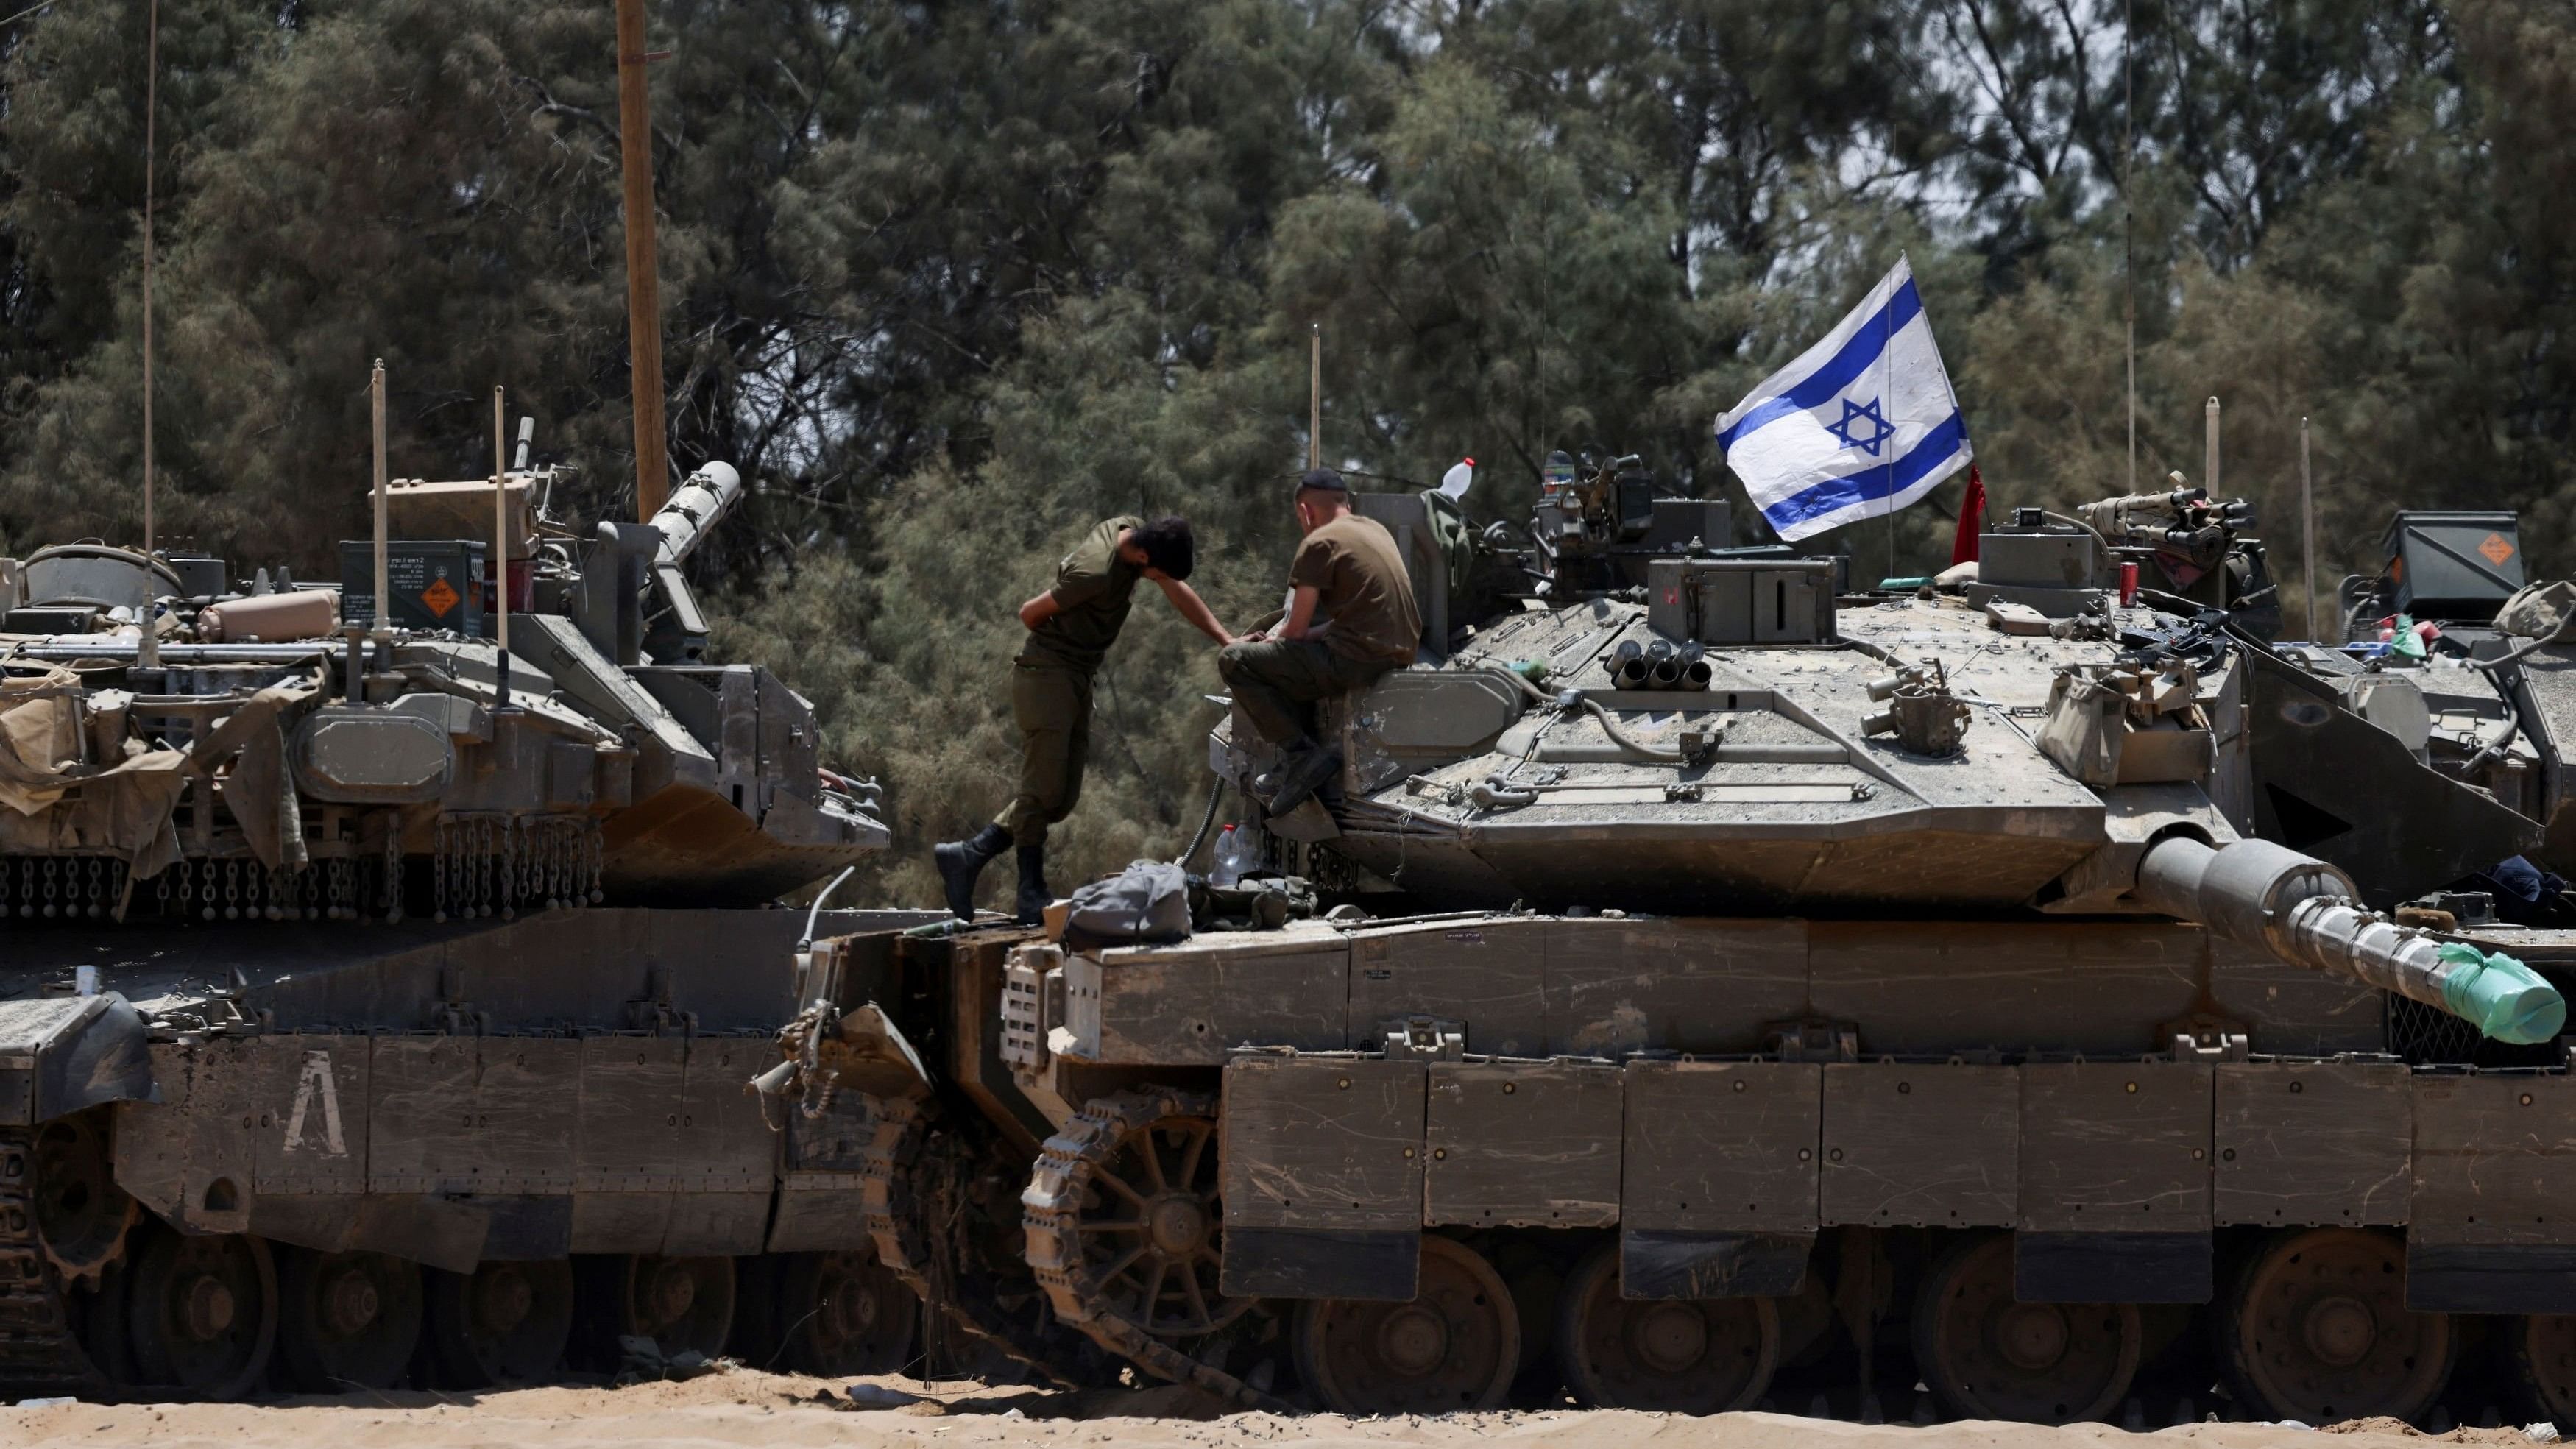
top-left (0, 442), bottom-right (933, 1403)
top-left (786, 456), bottom-right (2576, 1431)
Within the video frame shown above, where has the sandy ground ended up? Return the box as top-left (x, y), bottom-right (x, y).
top-left (2, 1372), bottom-right (2546, 1449)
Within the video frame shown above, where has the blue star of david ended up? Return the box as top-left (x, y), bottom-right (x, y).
top-left (1825, 396), bottom-right (1894, 457)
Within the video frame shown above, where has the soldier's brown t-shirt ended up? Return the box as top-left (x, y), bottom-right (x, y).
top-left (1289, 513), bottom-right (1421, 665)
top-left (1021, 515), bottom-right (1142, 673)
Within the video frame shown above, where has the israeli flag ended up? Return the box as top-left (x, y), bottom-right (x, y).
top-left (1714, 255), bottom-right (1972, 542)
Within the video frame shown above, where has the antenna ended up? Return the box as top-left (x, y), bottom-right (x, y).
top-left (371, 360), bottom-right (390, 642)
top-left (2204, 396), bottom-right (2221, 496)
top-left (492, 388), bottom-right (510, 649)
top-left (1307, 323), bottom-right (1321, 470)
top-left (2301, 417), bottom-right (2318, 640)
top-left (137, 0), bottom-right (159, 671)
top-left (615, 0), bottom-right (668, 522)
top-left (492, 385), bottom-right (512, 712)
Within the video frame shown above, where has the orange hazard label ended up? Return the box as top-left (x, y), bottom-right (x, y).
top-left (2482, 532), bottom-right (2516, 567)
top-left (420, 577), bottom-right (461, 617)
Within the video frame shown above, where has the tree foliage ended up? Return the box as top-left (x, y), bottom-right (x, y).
top-left (4, 0), bottom-right (2574, 904)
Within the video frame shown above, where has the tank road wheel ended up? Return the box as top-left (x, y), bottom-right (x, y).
top-left (1026, 1091), bottom-right (1281, 1406)
top-left (275, 1247), bottom-right (422, 1392)
top-left (774, 1249), bottom-right (918, 1376)
top-left (1912, 1233), bottom-right (2140, 1424)
top-left (1554, 1242), bottom-right (1779, 1413)
top-left (124, 1228), bottom-right (277, 1399)
top-left (1026, 1091), bottom-right (1250, 1341)
top-left (2220, 1227), bottom-right (2453, 1425)
top-left (582, 1254), bottom-right (736, 1361)
top-left (2513, 1315), bottom-right (2576, 1431)
top-left (31, 1113), bottom-right (135, 1283)
top-left (424, 1259), bottom-right (576, 1387)
top-left (1298, 1236), bottom-right (1520, 1415)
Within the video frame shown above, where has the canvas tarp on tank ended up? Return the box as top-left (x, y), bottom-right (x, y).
top-left (0, 663), bottom-right (189, 874)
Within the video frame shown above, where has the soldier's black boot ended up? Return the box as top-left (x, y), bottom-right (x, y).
top-left (1013, 846), bottom-right (1052, 927)
top-left (933, 823), bottom-right (1009, 921)
top-left (1261, 744), bottom-right (1342, 818)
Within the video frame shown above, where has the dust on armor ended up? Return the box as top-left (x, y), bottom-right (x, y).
top-left (0, 450), bottom-right (930, 1400)
top-left (777, 454), bottom-right (2576, 1428)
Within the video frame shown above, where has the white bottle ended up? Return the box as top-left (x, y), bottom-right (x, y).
top-left (1439, 456), bottom-right (1475, 499)
top-left (1209, 824), bottom-right (1244, 887)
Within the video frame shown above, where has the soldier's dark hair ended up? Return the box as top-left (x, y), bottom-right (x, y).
top-left (1133, 516), bottom-right (1196, 580)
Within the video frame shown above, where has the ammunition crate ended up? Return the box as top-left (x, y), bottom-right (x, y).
top-left (2382, 510), bottom-right (2523, 620)
top-left (339, 539), bottom-right (488, 638)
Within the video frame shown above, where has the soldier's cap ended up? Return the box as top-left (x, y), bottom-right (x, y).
top-left (1297, 467), bottom-right (1347, 496)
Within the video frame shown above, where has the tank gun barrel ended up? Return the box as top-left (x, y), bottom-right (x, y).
top-left (649, 461), bottom-right (743, 567)
top-left (2132, 836), bottom-right (2564, 1044)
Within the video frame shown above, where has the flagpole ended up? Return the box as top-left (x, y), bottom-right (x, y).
top-left (1884, 265), bottom-right (1897, 584)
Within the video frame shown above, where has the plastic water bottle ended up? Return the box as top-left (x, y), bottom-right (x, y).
top-left (1439, 456), bottom-right (1475, 500)
top-left (1209, 824), bottom-right (1244, 887)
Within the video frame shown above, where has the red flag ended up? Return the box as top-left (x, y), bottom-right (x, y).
top-left (1950, 466), bottom-right (1986, 567)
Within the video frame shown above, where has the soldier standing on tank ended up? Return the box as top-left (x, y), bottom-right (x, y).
top-left (936, 515), bottom-right (1232, 923)
top-left (1219, 469), bottom-right (1422, 816)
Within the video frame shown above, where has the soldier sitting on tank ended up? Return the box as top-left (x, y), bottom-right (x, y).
top-left (1219, 468), bottom-right (1422, 817)
top-left (936, 514), bottom-right (1233, 924)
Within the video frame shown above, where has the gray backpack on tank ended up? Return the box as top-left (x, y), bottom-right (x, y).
top-left (1063, 860), bottom-right (1192, 949)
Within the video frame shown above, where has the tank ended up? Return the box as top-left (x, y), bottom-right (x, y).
top-left (0, 450), bottom-right (933, 1403)
top-left (2318, 511), bottom-right (2576, 876)
top-left (777, 468), bottom-right (2576, 1428)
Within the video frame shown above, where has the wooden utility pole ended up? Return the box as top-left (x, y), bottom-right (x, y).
top-left (138, 0), bottom-right (159, 670)
top-left (1307, 325), bottom-right (1321, 470)
top-left (615, 0), bottom-right (668, 521)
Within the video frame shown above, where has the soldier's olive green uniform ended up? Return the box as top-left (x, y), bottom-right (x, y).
top-left (1218, 512), bottom-right (1422, 748)
top-left (995, 515), bottom-right (1142, 846)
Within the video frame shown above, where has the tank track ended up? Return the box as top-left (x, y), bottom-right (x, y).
top-left (1021, 1090), bottom-right (1287, 1413)
top-left (0, 1128), bottom-right (103, 1398)
top-left (857, 1094), bottom-right (1083, 1389)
